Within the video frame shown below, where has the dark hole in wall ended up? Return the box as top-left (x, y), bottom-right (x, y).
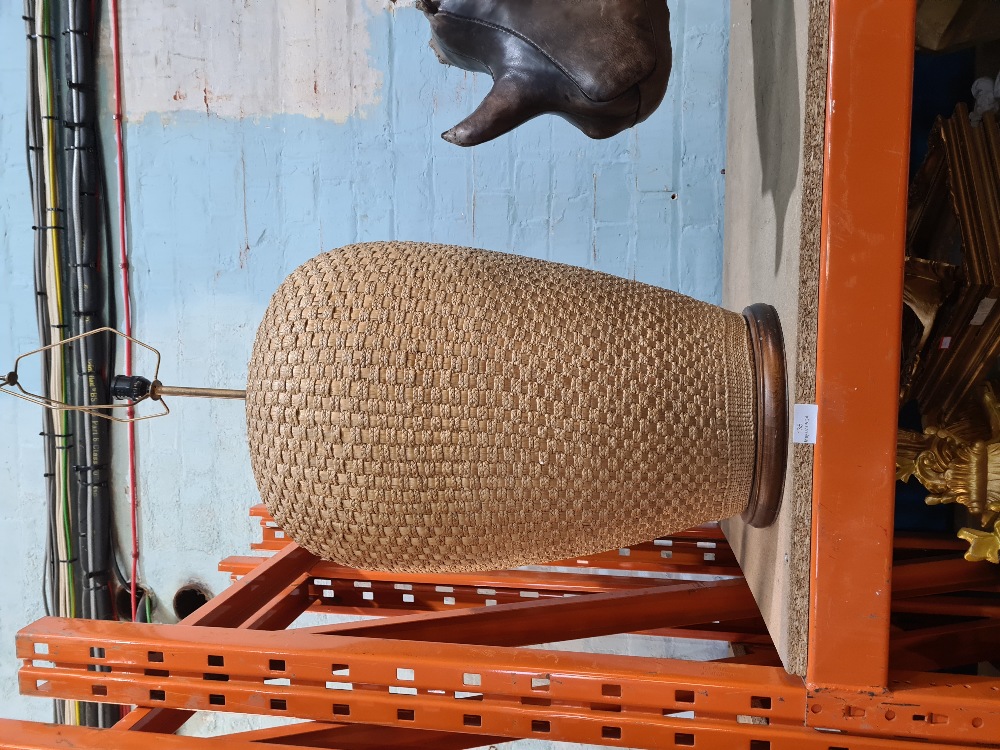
top-left (173, 583), bottom-right (212, 620)
top-left (114, 585), bottom-right (151, 621)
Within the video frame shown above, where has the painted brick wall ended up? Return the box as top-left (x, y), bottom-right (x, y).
top-left (0, 1), bottom-right (730, 737)
top-left (0, 3), bottom-right (49, 725)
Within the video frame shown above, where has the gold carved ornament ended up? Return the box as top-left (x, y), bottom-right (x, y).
top-left (897, 384), bottom-right (1000, 563)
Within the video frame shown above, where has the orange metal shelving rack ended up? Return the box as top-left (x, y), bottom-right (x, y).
top-left (5, 1), bottom-right (1000, 748)
top-left (8, 518), bottom-right (1000, 749)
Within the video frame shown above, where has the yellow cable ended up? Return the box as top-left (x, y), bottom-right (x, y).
top-left (37, 0), bottom-right (76, 625)
top-left (41, 0), bottom-right (63, 319)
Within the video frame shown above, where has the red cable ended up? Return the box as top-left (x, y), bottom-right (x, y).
top-left (108, 0), bottom-right (139, 623)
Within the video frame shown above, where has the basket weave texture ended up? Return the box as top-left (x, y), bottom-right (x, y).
top-left (247, 242), bottom-right (756, 572)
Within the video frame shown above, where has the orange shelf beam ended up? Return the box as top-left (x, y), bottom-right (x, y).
top-left (808, 0), bottom-right (916, 691)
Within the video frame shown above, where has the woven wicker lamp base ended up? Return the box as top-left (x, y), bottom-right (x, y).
top-left (247, 242), bottom-right (787, 573)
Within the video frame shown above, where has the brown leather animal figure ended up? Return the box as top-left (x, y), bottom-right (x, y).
top-left (418, 0), bottom-right (672, 147)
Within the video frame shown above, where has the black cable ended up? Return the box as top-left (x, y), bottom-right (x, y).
top-left (58, 0), bottom-right (114, 630)
top-left (111, 548), bottom-right (130, 588)
top-left (96, 127), bottom-right (117, 359)
top-left (68, 1), bottom-right (117, 729)
top-left (61, 0), bottom-right (116, 730)
top-left (134, 591), bottom-right (149, 623)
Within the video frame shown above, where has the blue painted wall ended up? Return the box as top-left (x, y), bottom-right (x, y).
top-left (0, 1), bottom-right (729, 729)
top-left (0, 1), bottom-right (49, 725)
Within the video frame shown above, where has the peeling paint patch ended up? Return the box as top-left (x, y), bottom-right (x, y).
top-left (119, 0), bottom-right (394, 122)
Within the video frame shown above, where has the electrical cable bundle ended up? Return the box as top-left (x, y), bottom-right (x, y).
top-left (25, 0), bottom-right (75, 724)
top-left (23, 0), bottom-right (140, 728)
top-left (64, 0), bottom-right (113, 626)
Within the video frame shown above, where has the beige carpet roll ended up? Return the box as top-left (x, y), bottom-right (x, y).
top-left (247, 242), bottom-right (756, 572)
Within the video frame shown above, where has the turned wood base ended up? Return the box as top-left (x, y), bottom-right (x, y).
top-left (741, 304), bottom-right (788, 528)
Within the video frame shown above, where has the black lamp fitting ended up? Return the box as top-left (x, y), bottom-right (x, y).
top-left (111, 374), bottom-right (152, 401)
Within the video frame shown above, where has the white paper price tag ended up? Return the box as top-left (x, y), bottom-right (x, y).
top-left (793, 403), bottom-right (819, 444)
